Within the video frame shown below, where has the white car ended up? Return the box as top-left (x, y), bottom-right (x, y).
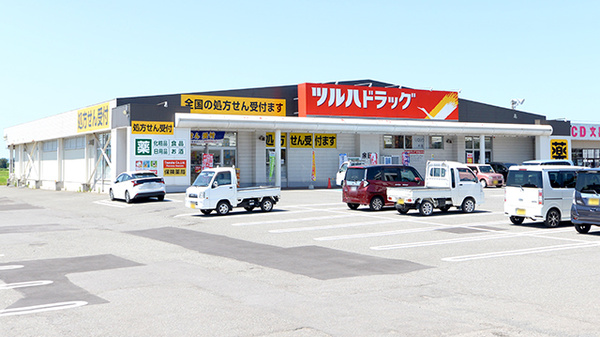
top-left (109, 171), bottom-right (166, 203)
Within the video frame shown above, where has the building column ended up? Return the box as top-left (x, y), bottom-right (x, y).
top-left (275, 129), bottom-right (281, 187)
top-left (479, 134), bottom-right (486, 164)
top-left (57, 138), bottom-right (64, 190)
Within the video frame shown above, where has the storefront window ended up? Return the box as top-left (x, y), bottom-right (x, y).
top-left (190, 131), bottom-right (237, 183)
top-left (464, 136), bottom-right (492, 164)
top-left (384, 135), bottom-right (413, 149)
top-left (573, 148), bottom-right (600, 167)
top-left (429, 136), bottom-right (444, 149)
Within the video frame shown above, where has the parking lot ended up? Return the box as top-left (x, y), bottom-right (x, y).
top-left (2, 186), bottom-right (600, 336)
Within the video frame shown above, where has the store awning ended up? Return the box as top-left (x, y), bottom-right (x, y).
top-left (175, 113), bottom-right (553, 136)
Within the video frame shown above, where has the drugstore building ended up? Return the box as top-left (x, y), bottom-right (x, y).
top-left (3, 79), bottom-right (571, 192)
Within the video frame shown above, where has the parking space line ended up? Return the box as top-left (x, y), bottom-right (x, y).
top-left (270, 219), bottom-right (395, 233)
top-left (443, 242), bottom-right (600, 262)
top-left (314, 221), bottom-right (510, 241)
top-left (0, 265), bottom-right (24, 271)
top-left (0, 280), bottom-right (53, 290)
top-left (0, 301), bottom-right (88, 317)
top-left (371, 227), bottom-right (574, 250)
top-left (232, 214), bottom-right (355, 226)
top-left (93, 200), bottom-right (133, 208)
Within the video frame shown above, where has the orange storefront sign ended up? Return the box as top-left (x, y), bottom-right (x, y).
top-left (298, 83), bottom-right (458, 120)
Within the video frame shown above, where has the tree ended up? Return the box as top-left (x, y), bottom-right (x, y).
top-left (0, 158), bottom-right (7, 169)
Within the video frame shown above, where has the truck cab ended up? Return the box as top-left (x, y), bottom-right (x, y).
top-left (185, 167), bottom-right (280, 215)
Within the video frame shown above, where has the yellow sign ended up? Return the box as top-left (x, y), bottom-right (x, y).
top-left (266, 133), bottom-right (287, 147)
top-left (550, 139), bottom-right (569, 160)
top-left (314, 134), bottom-right (337, 148)
top-left (132, 121), bottom-right (174, 135)
top-left (77, 102), bottom-right (110, 133)
top-left (182, 94), bottom-right (286, 117)
top-left (290, 133), bottom-right (313, 148)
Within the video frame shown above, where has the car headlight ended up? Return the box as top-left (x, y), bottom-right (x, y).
top-left (198, 192), bottom-right (205, 199)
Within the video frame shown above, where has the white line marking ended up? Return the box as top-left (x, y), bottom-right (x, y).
top-left (0, 265), bottom-right (24, 271)
top-left (443, 242), bottom-right (600, 262)
top-left (370, 227), bottom-right (574, 250)
top-left (313, 220), bottom-right (511, 240)
top-left (0, 280), bottom-right (53, 289)
top-left (232, 214), bottom-right (355, 226)
top-left (0, 301), bottom-right (88, 317)
top-left (93, 200), bottom-right (132, 208)
top-left (174, 213), bottom-right (203, 218)
top-left (270, 220), bottom-right (395, 233)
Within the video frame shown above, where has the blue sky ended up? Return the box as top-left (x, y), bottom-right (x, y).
top-left (1, 0), bottom-right (599, 159)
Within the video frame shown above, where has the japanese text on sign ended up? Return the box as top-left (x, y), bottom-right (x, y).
top-left (551, 139), bottom-right (569, 160)
top-left (163, 160), bottom-right (187, 176)
top-left (77, 102), bottom-right (110, 133)
top-left (132, 121), bottom-right (174, 135)
top-left (181, 94), bottom-right (286, 117)
top-left (290, 133), bottom-right (313, 148)
top-left (266, 133), bottom-right (287, 148)
top-left (314, 134), bottom-right (336, 148)
top-left (298, 83), bottom-right (458, 120)
top-left (571, 123), bottom-right (600, 140)
top-left (135, 138), bottom-right (186, 157)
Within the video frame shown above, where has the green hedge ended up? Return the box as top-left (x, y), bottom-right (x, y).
top-left (0, 169), bottom-right (8, 185)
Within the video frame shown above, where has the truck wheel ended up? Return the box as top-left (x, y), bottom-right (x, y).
top-left (461, 198), bottom-right (475, 213)
top-left (216, 201), bottom-right (230, 215)
top-left (480, 179), bottom-right (487, 188)
top-left (545, 209), bottom-right (560, 227)
top-left (347, 203), bottom-right (359, 210)
top-left (244, 206), bottom-right (255, 212)
top-left (369, 196), bottom-right (384, 211)
top-left (575, 223), bottom-right (591, 234)
top-left (509, 216), bottom-right (524, 225)
top-left (397, 205), bottom-right (409, 214)
top-left (419, 200), bottom-right (434, 216)
top-left (260, 198), bottom-right (274, 212)
top-left (201, 209), bottom-right (212, 215)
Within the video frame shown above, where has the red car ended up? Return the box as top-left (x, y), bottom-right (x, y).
top-left (342, 165), bottom-right (424, 211)
top-left (467, 164), bottom-right (504, 188)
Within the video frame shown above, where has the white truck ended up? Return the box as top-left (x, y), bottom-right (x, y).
top-left (185, 167), bottom-right (281, 215)
top-left (386, 161), bottom-right (484, 216)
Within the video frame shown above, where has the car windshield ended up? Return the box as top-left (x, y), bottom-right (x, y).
top-left (345, 168), bottom-right (365, 182)
top-left (132, 172), bottom-right (157, 178)
top-left (192, 171), bottom-right (216, 187)
top-left (575, 172), bottom-right (600, 194)
top-left (506, 170), bottom-right (543, 188)
top-left (479, 165), bottom-right (494, 173)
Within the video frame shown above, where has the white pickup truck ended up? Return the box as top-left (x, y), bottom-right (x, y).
top-left (185, 167), bottom-right (281, 215)
top-left (386, 161), bottom-right (484, 216)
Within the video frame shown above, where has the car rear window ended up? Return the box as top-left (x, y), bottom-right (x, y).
top-left (345, 168), bottom-right (366, 182)
top-left (576, 171), bottom-right (600, 193)
top-left (506, 170), bottom-right (543, 188)
top-left (132, 172), bottom-right (157, 178)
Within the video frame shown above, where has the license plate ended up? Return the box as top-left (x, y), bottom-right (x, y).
top-left (589, 198), bottom-right (600, 206)
top-left (190, 203), bottom-right (196, 209)
top-left (516, 208), bottom-right (526, 215)
top-left (350, 186), bottom-right (357, 191)
top-left (397, 199), bottom-right (405, 205)
top-left (493, 180), bottom-right (498, 185)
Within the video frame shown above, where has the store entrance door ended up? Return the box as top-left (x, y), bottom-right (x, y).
top-left (191, 147), bottom-right (236, 184)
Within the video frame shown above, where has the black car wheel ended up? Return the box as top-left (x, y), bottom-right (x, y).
top-left (419, 200), bottom-right (434, 216)
top-left (509, 216), bottom-right (525, 225)
top-left (347, 203), bottom-right (359, 210)
top-left (260, 198), bottom-right (274, 212)
top-left (125, 191), bottom-right (132, 204)
top-left (461, 198), bottom-right (475, 213)
top-left (216, 201), bottom-right (230, 215)
top-left (369, 196), bottom-right (384, 211)
top-left (545, 209), bottom-right (561, 228)
top-left (575, 223), bottom-right (591, 234)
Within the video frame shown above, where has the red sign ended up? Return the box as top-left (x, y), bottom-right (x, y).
top-left (298, 83), bottom-right (458, 120)
top-left (164, 160), bottom-right (186, 169)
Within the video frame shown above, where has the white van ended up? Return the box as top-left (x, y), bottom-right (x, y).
top-left (504, 165), bottom-right (579, 227)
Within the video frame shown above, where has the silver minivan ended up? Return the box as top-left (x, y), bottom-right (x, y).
top-left (504, 165), bottom-right (579, 227)
top-left (571, 168), bottom-right (600, 233)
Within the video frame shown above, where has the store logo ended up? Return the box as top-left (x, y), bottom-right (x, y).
top-left (551, 139), bottom-right (568, 160)
top-left (135, 139), bottom-right (152, 156)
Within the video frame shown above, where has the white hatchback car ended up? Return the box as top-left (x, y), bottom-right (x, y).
top-left (109, 171), bottom-right (166, 203)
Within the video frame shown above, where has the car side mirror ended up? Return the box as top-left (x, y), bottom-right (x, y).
top-left (212, 181), bottom-right (219, 188)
